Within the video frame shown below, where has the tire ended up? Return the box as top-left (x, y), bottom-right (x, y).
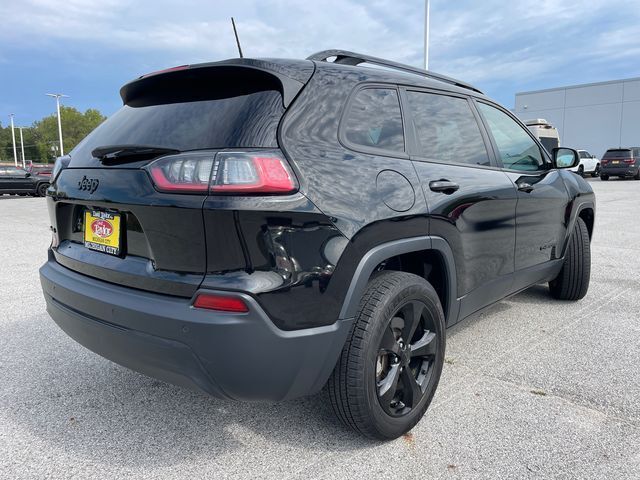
top-left (328, 271), bottom-right (446, 440)
top-left (600, 174), bottom-right (609, 181)
top-left (37, 183), bottom-right (49, 197)
top-left (634, 168), bottom-right (640, 180)
top-left (577, 165), bottom-right (584, 177)
top-left (549, 217), bottom-right (590, 300)
top-left (591, 164), bottom-right (600, 177)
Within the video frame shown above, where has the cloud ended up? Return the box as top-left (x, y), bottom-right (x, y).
top-left (1, 0), bottom-right (640, 119)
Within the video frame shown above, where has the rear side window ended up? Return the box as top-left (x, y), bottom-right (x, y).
top-left (603, 149), bottom-right (632, 158)
top-left (343, 88), bottom-right (404, 153)
top-left (478, 103), bottom-right (544, 171)
top-left (406, 91), bottom-right (490, 166)
top-left (71, 82), bottom-right (284, 160)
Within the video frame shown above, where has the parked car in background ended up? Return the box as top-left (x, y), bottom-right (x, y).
top-left (571, 150), bottom-right (600, 177)
top-left (524, 119), bottom-right (560, 154)
top-left (0, 166), bottom-right (50, 196)
top-left (40, 50), bottom-right (594, 440)
top-left (600, 147), bottom-right (640, 180)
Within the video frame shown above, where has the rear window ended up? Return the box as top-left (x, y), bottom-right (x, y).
top-left (71, 87), bottom-right (284, 160)
top-left (603, 149), bottom-right (632, 158)
top-left (342, 88), bottom-right (405, 153)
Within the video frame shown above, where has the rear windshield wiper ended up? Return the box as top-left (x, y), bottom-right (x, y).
top-left (92, 144), bottom-right (180, 163)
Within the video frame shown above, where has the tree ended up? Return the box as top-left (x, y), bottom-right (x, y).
top-left (0, 107), bottom-right (106, 164)
top-left (32, 106), bottom-right (106, 162)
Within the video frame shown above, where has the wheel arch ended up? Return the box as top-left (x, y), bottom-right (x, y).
top-left (577, 204), bottom-right (595, 240)
top-left (338, 236), bottom-right (459, 326)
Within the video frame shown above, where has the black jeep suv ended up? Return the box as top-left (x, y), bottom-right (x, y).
top-left (40, 50), bottom-right (594, 440)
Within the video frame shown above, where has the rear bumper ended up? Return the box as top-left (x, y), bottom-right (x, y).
top-left (602, 166), bottom-right (638, 176)
top-left (40, 256), bottom-right (352, 401)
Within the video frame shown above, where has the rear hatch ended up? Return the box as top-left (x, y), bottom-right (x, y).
top-left (602, 148), bottom-right (634, 168)
top-left (50, 59), bottom-right (313, 297)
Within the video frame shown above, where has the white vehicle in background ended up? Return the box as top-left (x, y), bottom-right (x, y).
top-left (524, 119), bottom-right (599, 177)
top-left (524, 118), bottom-right (559, 154)
top-left (572, 150), bottom-right (600, 177)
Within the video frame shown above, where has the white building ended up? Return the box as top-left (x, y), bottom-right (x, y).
top-left (514, 77), bottom-right (640, 158)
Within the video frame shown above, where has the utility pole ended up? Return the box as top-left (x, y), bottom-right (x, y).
top-left (19, 127), bottom-right (26, 168)
top-left (46, 93), bottom-right (68, 156)
top-left (424, 0), bottom-right (430, 70)
top-left (9, 114), bottom-right (18, 167)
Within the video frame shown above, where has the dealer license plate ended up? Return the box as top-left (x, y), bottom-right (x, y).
top-left (83, 209), bottom-right (122, 256)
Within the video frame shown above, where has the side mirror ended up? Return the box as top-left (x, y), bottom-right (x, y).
top-left (25, 172), bottom-right (32, 177)
top-left (552, 147), bottom-right (579, 169)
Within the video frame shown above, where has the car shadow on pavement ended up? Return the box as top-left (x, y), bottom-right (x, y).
top-left (2, 313), bottom-right (373, 471)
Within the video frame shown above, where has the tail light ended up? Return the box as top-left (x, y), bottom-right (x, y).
top-left (193, 293), bottom-right (249, 313)
top-left (145, 150), bottom-right (297, 195)
top-left (623, 158), bottom-right (635, 164)
top-left (601, 159), bottom-right (609, 165)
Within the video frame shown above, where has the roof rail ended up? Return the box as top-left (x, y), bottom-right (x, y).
top-left (306, 49), bottom-right (483, 94)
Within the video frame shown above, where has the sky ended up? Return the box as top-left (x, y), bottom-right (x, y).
top-left (1, 0), bottom-right (640, 125)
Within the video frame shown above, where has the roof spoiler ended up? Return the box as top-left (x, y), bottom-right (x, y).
top-left (120, 58), bottom-right (314, 108)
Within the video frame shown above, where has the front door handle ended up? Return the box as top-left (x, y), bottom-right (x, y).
top-left (517, 182), bottom-right (534, 193)
top-left (429, 180), bottom-right (460, 194)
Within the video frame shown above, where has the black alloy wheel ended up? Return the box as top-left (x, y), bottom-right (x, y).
top-left (376, 300), bottom-right (437, 417)
top-left (37, 183), bottom-right (49, 197)
top-left (328, 271), bottom-right (445, 440)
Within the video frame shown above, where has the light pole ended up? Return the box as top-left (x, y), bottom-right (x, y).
top-left (9, 114), bottom-right (18, 166)
top-left (46, 93), bottom-right (68, 156)
top-left (424, 0), bottom-right (430, 70)
top-left (18, 127), bottom-right (26, 168)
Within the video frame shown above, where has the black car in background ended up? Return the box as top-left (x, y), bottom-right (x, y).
top-left (600, 147), bottom-right (640, 180)
top-left (40, 50), bottom-right (594, 439)
top-left (0, 165), bottom-right (50, 196)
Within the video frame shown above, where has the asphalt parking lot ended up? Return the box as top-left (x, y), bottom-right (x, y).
top-left (1, 178), bottom-right (639, 479)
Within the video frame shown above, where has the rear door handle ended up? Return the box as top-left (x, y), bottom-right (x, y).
top-left (517, 182), bottom-right (534, 193)
top-left (429, 180), bottom-right (460, 194)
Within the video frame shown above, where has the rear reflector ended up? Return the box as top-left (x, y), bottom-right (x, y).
top-left (193, 293), bottom-right (249, 313)
top-left (145, 149), bottom-right (297, 195)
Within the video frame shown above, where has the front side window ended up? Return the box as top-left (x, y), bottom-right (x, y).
top-left (478, 103), bottom-right (545, 171)
top-left (343, 88), bottom-right (404, 153)
top-left (406, 91), bottom-right (490, 166)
